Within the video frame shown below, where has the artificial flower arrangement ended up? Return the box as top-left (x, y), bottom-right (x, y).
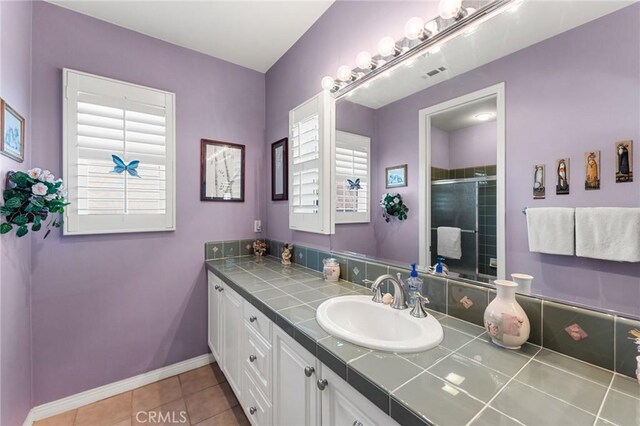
top-left (0, 168), bottom-right (69, 238)
top-left (380, 193), bottom-right (409, 222)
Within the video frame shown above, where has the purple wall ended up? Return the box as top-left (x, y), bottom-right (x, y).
top-left (431, 127), bottom-right (450, 169)
top-left (265, 1), bottom-right (440, 250)
top-left (448, 121), bottom-right (497, 169)
top-left (30, 2), bottom-right (265, 404)
top-left (371, 4), bottom-right (640, 315)
top-left (0, 0), bottom-right (33, 423)
top-left (267, 2), bottom-right (640, 316)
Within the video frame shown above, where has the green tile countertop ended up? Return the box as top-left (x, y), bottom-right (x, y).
top-left (206, 257), bottom-right (640, 426)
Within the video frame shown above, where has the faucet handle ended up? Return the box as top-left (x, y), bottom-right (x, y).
top-left (410, 293), bottom-right (430, 318)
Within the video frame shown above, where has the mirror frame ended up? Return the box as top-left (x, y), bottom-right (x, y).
top-left (418, 83), bottom-right (506, 279)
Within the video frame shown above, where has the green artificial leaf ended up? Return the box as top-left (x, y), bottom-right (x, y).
top-left (31, 222), bottom-right (42, 232)
top-left (11, 173), bottom-right (28, 187)
top-left (12, 215), bottom-right (28, 226)
top-left (0, 223), bottom-right (12, 234)
top-left (16, 225), bottom-right (28, 237)
top-left (3, 189), bottom-right (16, 201)
top-left (47, 185), bottom-right (57, 195)
top-left (4, 197), bottom-right (22, 209)
top-left (0, 206), bottom-right (14, 215)
top-left (31, 198), bottom-right (44, 209)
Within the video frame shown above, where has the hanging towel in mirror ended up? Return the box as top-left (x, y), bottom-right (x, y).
top-left (526, 207), bottom-right (575, 255)
top-left (575, 207), bottom-right (640, 262)
top-left (437, 227), bottom-right (462, 259)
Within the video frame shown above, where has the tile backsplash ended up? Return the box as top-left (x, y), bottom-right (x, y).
top-left (205, 238), bottom-right (640, 381)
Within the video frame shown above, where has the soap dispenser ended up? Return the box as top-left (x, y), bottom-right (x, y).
top-left (406, 263), bottom-right (423, 307)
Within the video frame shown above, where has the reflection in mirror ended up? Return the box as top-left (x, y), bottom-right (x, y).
top-left (428, 95), bottom-right (499, 282)
top-left (329, 1), bottom-right (640, 317)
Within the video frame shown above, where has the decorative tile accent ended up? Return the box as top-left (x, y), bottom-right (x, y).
top-left (614, 315), bottom-right (640, 379)
top-left (447, 280), bottom-right (489, 326)
top-left (542, 301), bottom-right (615, 371)
top-left (347, 258), bottom-right (365, 285)
top-left (240, 239), bottom-right (254, 256)
top-left (295, 246), bottom-right (306, 267)
top-left (565, 323), bottom-right (588, 341)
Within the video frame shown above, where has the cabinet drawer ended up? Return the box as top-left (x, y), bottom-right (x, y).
top-left (243, 300), bottom-right (271, 341)
top-left (244, 323), bottom-right (272, 401)
top-left (243, 371), bottom-right (272, 426)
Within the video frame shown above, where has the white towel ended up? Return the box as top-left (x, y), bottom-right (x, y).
top-left (437, 227), bottom-right (462, 259)
top-left (526, 207), bottom-right (575, 255)
top-left (575, 207), bottom-right (640, 262)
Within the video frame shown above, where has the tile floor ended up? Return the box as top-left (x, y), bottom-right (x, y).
top-left (34, 363), bottom-right (249, 426)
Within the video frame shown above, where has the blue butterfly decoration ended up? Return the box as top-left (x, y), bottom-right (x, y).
top-left (111, 154), bottom-right (141, 178)
top-left (347, 178), bottom-right (361, 190)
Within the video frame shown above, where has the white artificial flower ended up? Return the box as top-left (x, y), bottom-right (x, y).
top-left (393, 197), bottom-right (399, 204)
top-left (45, 193), bottom-right (56, 201)
top-left (32, 182), bottom-right (48, 196)
top-left (39, 170), bottom-right (53, 182)
top-left (27, 168), bottom-right (42, 179)
top-left (57, 184), bottom-right (67, 197)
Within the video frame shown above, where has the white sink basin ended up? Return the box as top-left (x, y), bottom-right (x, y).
top-left (316, 295), bottom-right (444, 353)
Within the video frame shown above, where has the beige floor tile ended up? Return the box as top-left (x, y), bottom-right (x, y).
top-left (132, 376), bottom-right (183, 413)
top-left (193, 406), bottom-right (250, 426)
top-left (74, 392), bottom-right (132, 426)
top-left (33, 410), bottom-right (77, 426)
top-left (179, 363), bottom-right (226, 396)
top-left (133, 398), bottom-right (189, 426)
top-left (111, 419), bottom-right (132, 426)
top-left (184, 383), bottom-right (238, 425)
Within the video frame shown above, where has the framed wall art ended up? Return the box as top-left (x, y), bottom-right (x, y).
top-left (615, 140), bottom-right (633, 183)
top-left (555, 158), bottom-right (569, 195)
top-left (201, 139), bottom-right (245, 202)
top-left (271, 137), bottom-right (288, 201)
top-left (385, 164), bottom-right (407, 188)
top-left (1, 99), bottom-right (25, 163)
top-left (584, 151), bottom-right (600, 190)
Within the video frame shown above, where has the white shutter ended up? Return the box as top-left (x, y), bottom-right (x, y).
top-left (288, 91), bottom-right (335, 234)
top-left (63, 69), bottom-right (176, 235)
top-left (335, 131), bottom-right (371, 224)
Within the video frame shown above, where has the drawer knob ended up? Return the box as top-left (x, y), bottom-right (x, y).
top-left (316, 378), bottom-right (328, 391)
top-left (249, 355), bottom-right (257, 362)
top-left (304, 366), bottom-right (315, 377)
top-left (249, 316), bottom-right (257, 323)
top-left (218, 287), bottom-right (224, 292)
top-left (249, 407), bottom-right (257, 415)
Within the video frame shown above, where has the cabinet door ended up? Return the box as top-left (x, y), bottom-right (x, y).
top-left (273, 327), bottom-right (319, 426)
top-left (207, 271), bottom-right (222, 361)
top-left (222, 285), bottom-right (244, 399)
top-left (319, 364), bottom-right (399, 426)
top-left (289, 90), bottom-right (335, 235)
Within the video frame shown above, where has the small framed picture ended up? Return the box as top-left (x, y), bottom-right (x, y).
top-left (1, 99), bottom-right (25, 163)
top-left (271, 138), bottom-right (288, 201)
top-left (201, 139), bottom-right (245, 202)
top-left (615, 140), bottom-right (633, 183)
top-left (555, 158), bottom-right (570, 195)
top-left (385, 164), bottom-right (407, 188)
top-left (584, 151), bottom-right (600, 190)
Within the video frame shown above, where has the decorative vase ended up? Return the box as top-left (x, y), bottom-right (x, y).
top-left (322, 258), bottom-right (340, 282)
top-left (484, 280), bottom-right (530, 349)
top-left (511, 273), bottom-right (533, 295)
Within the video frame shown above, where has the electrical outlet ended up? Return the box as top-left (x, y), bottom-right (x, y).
top-left (254, 220), bottom-right (262, 233)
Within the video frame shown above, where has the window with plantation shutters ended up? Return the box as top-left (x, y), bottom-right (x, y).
top-left (335, 131), bottom-right (370, 224)
top-left (63, 69), bottom-right (175, 235)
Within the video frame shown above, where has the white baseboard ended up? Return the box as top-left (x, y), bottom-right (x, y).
top-left (24, 353), bottom-right (214, 425)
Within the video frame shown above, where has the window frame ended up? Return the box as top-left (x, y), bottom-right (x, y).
top-left (62, 68), bottom-right (176, 235)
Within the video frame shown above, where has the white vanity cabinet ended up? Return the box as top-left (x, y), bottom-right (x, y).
top-left (272, 327), bottom-right (320, 426)
top-left (207, 271), bottom-right (397, 426)
top-left (207, 271), bottom-right (223, 360)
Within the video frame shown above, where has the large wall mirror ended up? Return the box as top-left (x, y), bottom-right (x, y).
top-left (329, 0), bottom-right (640, 317)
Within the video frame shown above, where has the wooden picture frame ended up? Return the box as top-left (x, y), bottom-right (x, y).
top-left (271, 138), bottom-right (288, 201)
top-left (385, 164), bottom-right (408, 188)
top-left (200, 139), bottom-right (245, 202)
top-left (0, 99), bottom-right (25, 163)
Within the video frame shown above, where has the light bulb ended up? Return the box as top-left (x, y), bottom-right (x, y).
top-left (404, 17), bottom-right (425, 40)
top-left (438, 0), bottom-right (462, 19)
top-left (377, 36), bottom-right (398, 57)
top-left (321, 76), bottom-right (335, 91)
top-left (337, 65), bottom-right (354, 82)
top-left (475, 112), bottom-right (494, 121)
top-left (355, 51), bottom-right (373, 69)
top-left (424, 20), bottom-right (439, 37)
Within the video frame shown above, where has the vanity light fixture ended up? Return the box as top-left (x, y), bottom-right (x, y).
top-left (320, 0), bottom-right (513, 94)
top-left (475, 112), bottom-right (495, 121)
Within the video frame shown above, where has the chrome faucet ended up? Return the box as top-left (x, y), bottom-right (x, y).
top-left (367, 273), bottom-right (408, 310)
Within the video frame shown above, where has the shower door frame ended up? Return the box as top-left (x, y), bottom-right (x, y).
top-left (418, 83), bottom-right (506, 280)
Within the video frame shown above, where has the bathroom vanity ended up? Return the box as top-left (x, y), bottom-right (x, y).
top-left (206, 255), bottom-right (637, 426)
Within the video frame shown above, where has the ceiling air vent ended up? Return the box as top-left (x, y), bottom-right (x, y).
top-left (421, 66), bottom-right (448, 79)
